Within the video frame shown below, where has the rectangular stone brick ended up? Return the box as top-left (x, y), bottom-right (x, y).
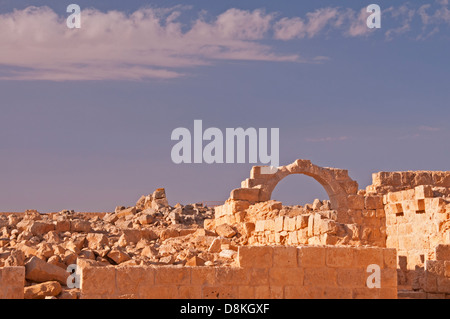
top-left (139, 285), bottom-right (178, 299)
top-left (254, 286), bottom-right (270, 299)
top-left (203, 286), bottom-right (238, 299)
top-left (383, 248), bottom-right (397, 269)
top-left (326, 247), bottom-right (354, 268)
top-left (303, 268), bottom-right (337, 287)
top-left (353, 247), bottom-right (383, 268)
top-left (81, 266), bottom-right (116, 297)
top-left (248, 268), bottom-right (269, 286)
top-left (323, 287), bottom-right (352, 299)
top-left (269, 267), bottom-right (303, 286)
top-left (288, 231), bottom-right (298, 245)
top-left (269, 286), bottom-right (284, 299)
top-left (336, 268), bottom-right (366, 288)
top-left (274, 216), bottom-right (284, 232)
top-left (348, 195), bottom-right (365, 210)
top-left (264, 219), bottom-right (275, 231)
top-left (437, 276), bottom-right (450, 293)
top-left (255, 220), bottom-right (265, 232)
top-left (190, 267), bottom-right (217, 286)
top-left (415, 185), bottom-right (433, 199)
top-left (178, 286), bottom-right (202, 299)
top-left (238, 246), bottom-right (273, 268)
top-left (435, 244), bottom-right (450, 261)
top-left (298, 246), bottom-right (326, 267)
top-left (383, 268), bottom-right (398, 288)
top-left (155, 266), bottom-right (190, 285)
top-left (379, 288), bottom-right (397, 299)
top-left (296, 215), bottom-right (308, 229)
top-left (352, 287), bottom-right (380, 299)
top-left (365, 196), bottom-right (384, 210)
top-left (0, 267), bottom-right (25, 299)
top-left (238, 286), bottom-right (255, 299)
top-left (273, 246), bottom-right (298, 268)
top-left (116, 266), bottom-right (152, 296)
top-left (215, 267), bottom-right (249, 285)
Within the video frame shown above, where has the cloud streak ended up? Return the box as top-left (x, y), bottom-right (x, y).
top-left (0, 6), bottom-right (298, 81)
top-left (1, 2), bottom-right (449, 81)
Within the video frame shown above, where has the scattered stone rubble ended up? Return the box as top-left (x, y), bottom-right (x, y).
top-left (0, 188), bottom-right (240, 299)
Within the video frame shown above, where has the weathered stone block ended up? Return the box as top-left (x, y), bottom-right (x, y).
top-left (238, 246), bottom-right (273, 268)
top-left (353, 247), bottom-right (383, 268)
top-left (348, 195), bottom-right (365, 210)
top-left (365, 196), bottom-right (384, 210)
top-left (296, 215), bottom-right (308, 229)
top-left (298, 246), bottom-right (326, 267)
top-left (273, 246), bottom-right (297, 268)
top-left (269, 267), bottom-right (303, 286)
top-left (326, 247), bottom-right (353, 268)
top-left (274, 216), bottom-right (284, 232)
top-left (81, 266), bottom-right (116, 296)
top-left (154, 266), bottom-right (190, 285)
top-left (303, 267), bottom-right (337, 287)
top-left (436, 245), bottom-right (450, 261)
top-left (230, 188), bottom-right (260, 202)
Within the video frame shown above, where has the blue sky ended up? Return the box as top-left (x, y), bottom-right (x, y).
top-left (0, 0), bottom-right (449, 211)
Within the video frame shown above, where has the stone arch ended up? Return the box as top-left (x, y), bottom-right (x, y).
top-left (235, 159), bottom-right (358, 213)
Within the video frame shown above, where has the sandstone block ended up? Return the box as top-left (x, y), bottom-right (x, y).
top-left (365, 196), bottom-right (384, 210)
top-left (269, 267), bottom-right (303, 285)
top-left (435, 245), bottom-right (450, 261)
top-left (86, 233), bottom-right (108, 250)
top-left (215, 224), bottom-right (236, 238)
top-left (353, 247), bottom-right (383, 268)
top-left (303, 268), bottom-right (337, 287)
top-left (296, 215), bottom-right (308, 229)
top-left (24, 281), bottom-right (61, 299)
top-left (70, 219), bottom-right (92, 233)
top-left (274, 216), bottom-right (284, 232)
top-left (29, 221), bottom-right (55, 236)
top-left (230, 188), bottom-right (260, 202)
top-left (298, 246), bottom-right (326, 268)
top-left (273, 246), bottom-right (298, 268)
top-left (348, 195), bottom-right (365, 210)
top-left (326, 247), bottom-right (353, 268)
top-left (81, 266), bottom-right (116, 296)
top-left (25, 256), bottom-right (69, 284)
top-left (238, 246), bottom-right (273, 268)
top-left (155, 266), bottom-right (190, 285)
top-left (107, 249), bottom-right (131, 264)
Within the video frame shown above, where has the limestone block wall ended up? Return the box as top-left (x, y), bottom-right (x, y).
top-left (79, 246), bottom-right (397, 299)
top-left (367, 171), bottom-right (450, 195)
top-left (422, 245), bottom-right (450, 296)
top-left (384, 185), bottom-right (450, 288)
top-left (0, 266), bottom-right (25, 299)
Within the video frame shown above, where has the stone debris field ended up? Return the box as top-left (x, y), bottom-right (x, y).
top-left (0, 159), bottom-right (449, 299)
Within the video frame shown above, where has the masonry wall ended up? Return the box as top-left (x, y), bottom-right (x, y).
top-left (79, 246), bottom-right (397, 299)
top-left (0, 266), bottom-right (25, 299)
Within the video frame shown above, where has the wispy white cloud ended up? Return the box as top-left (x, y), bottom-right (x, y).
top-left (0, 6), bottom-right (297, 81)
top-left (305, 136), bottom-right (349, 143)
top-left (419, 125), bottom-right (442, 132)
top-left (1, 3), bottom-right (449, 81)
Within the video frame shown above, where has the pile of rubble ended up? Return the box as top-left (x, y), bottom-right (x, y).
top-left (0, 188), bottom-right (242, 299)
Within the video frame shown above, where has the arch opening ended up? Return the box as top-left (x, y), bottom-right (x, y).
top-left (270, 174), bottom-right (330, 207)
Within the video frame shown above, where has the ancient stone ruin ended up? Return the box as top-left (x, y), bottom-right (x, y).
top-left (0, 159), bottom-right (449, 299)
